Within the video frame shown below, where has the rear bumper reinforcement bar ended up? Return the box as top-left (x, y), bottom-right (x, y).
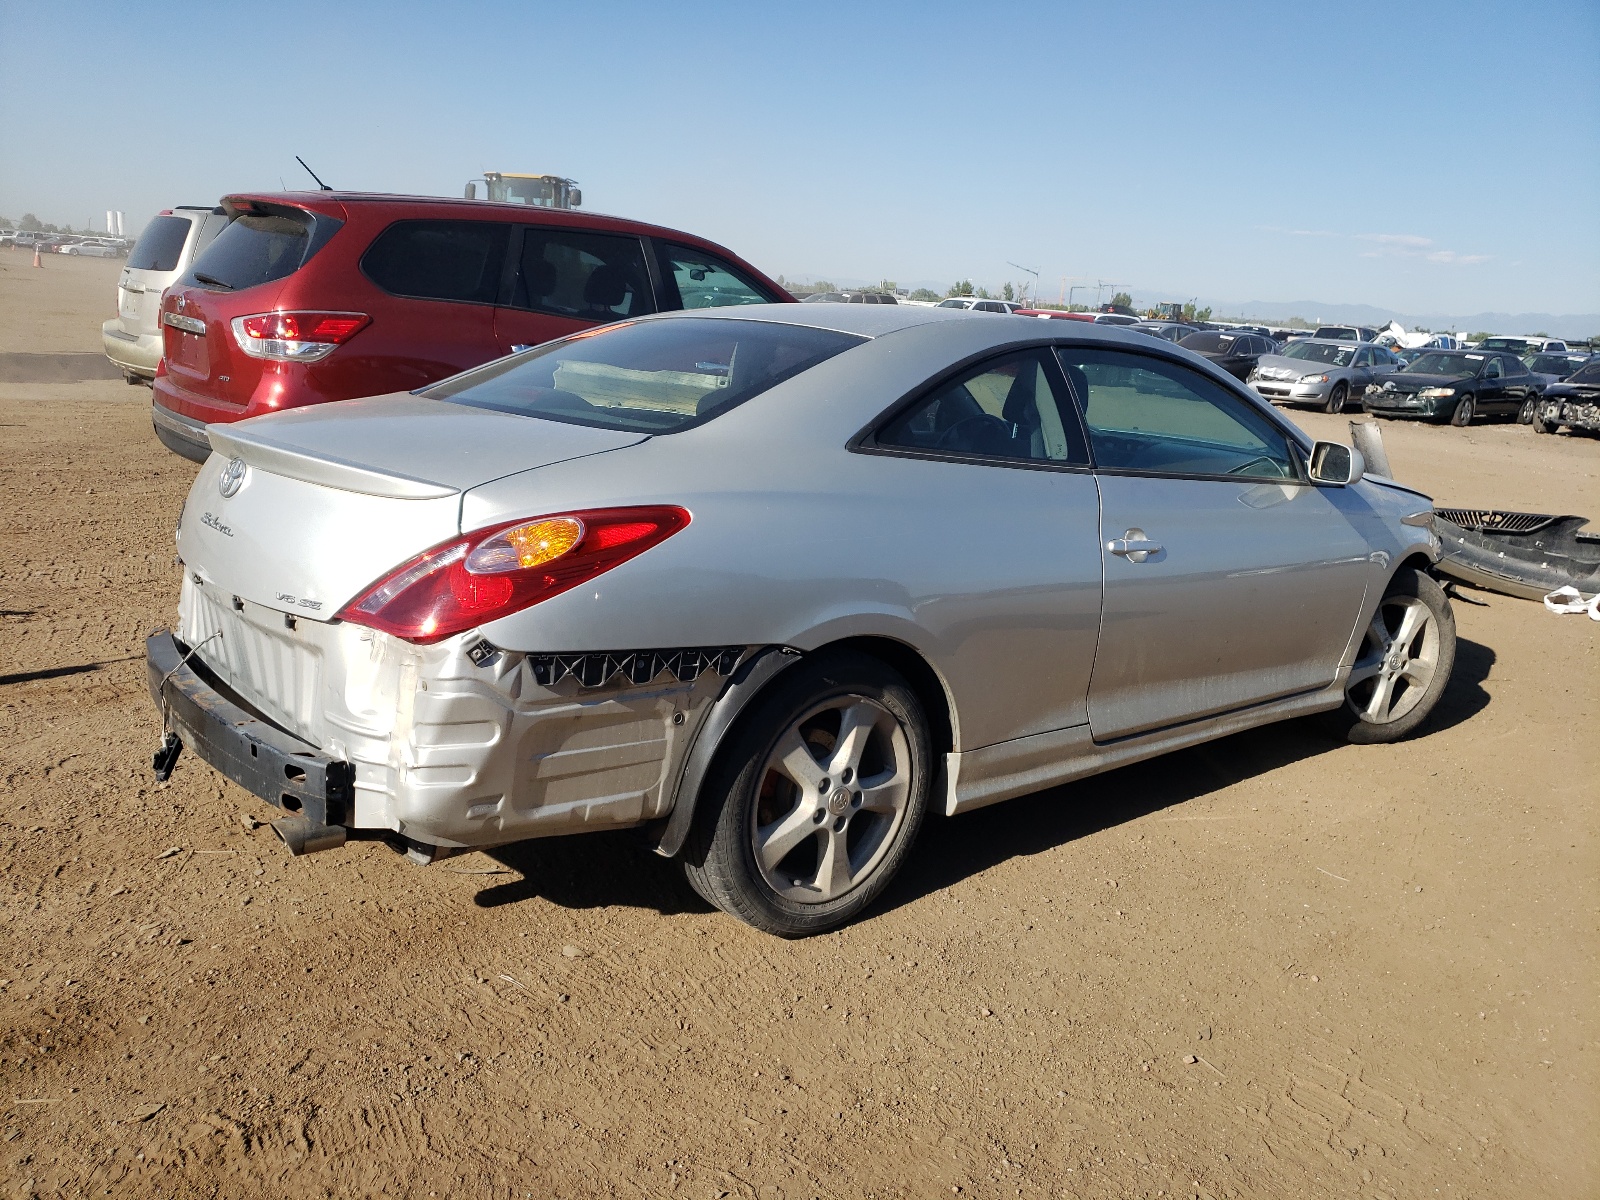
top-left (145, 630), bottom-right (353, 830)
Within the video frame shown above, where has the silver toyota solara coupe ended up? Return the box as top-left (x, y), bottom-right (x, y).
top-left (147, 305), bottom-right (1454, 935)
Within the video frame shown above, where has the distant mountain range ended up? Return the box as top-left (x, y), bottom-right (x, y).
top-left (779, 274), bottom-right (1598, 340)
top-left (1209, 302), bottom-right (1600, 341)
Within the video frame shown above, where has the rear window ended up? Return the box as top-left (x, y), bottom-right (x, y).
top-left (361, 220), bottom-right (511, 304)
top-left (189, 208), bottom-right (324, 291)
top-left (425, 317), bottom-right (864, 433)
top-left (1179, 332), bottom-right (1235, 353)
top-left (126, 215), bottom-right (192, 272)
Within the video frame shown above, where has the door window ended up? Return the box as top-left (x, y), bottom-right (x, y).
top-left (875, 350), bottom-right (1089, 464)
top-left (656, 243), bottom-right (774, 309)
top-left (361, 220), bottom-right (510, 304)
top-left (1482, 358), bottom-right (1503, 378)
top-left (508, 228), bottom-right (654, 320)
top-left (1055, 347), bottom-right (1296, 479)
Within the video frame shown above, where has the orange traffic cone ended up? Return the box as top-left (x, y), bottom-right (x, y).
top-left (32, 244), bottom-right (42, 268)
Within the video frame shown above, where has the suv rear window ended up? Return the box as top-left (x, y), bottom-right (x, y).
top-left (189, 208), bottom-right (326, 291)
top-left (361, 220), bottom-right (510, 304)
top-left (126, 216), bottom-right (192, 272)
top-left (426, 317), bottom-right (863, 433)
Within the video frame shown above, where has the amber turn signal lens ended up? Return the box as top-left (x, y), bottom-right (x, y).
top-left (506, 517), bottom-right (584, 567)
top-left (463, 517), bottom-right (585, 574)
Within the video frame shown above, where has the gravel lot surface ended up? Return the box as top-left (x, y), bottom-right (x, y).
top-left (2, 253), bottom-right (1595, 1198)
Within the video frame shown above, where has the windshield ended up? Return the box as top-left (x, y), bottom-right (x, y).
top-left (1405, 352), bottom-right (1482, 377)
top-left (1568, 362), bottom-right (1600, 385)
top-left (425, 317), bottom-right (865, 433)
top-left (1479, 337), bottom-right (1533, 352)
top-left (1527, 354), bottom-right (1581, 374)
top-left (1281, 341), bottom-right (1355, 367)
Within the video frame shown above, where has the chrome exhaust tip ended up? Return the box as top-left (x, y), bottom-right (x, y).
top-left (271, 815), bottom-right (348, 856)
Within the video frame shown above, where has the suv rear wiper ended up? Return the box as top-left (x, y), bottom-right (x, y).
top-left (192, 272), bottom-right (234, 290)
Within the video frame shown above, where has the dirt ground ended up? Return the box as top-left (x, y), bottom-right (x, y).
top-left (1, 253), bottom-right (1595, 1199)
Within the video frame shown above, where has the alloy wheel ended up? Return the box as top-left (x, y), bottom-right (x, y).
top-left (1345, 596), bottom-right (1441, 725)
top-left (749, 696), bottom-right (912, 904)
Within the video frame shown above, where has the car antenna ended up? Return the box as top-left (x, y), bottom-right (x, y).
top-left (295, 156), bottom-right (334, 192)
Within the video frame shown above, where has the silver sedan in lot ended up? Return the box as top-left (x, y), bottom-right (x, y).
top-left (1248, 338), bottom-right (1401, 413)
top-left (148, 307), bottom-right (1454, 935)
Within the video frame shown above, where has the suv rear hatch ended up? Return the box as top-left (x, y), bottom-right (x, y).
top-left (163, 198), bottom-right (346, 411)
top-left (118, 208), bottom-right (224, 340)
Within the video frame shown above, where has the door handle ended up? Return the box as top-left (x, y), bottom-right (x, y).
top-left (1108, 528), bottom-right (1162, 563)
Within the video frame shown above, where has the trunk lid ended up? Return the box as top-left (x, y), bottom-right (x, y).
top-left (181, 397), bottom-right (646, 617)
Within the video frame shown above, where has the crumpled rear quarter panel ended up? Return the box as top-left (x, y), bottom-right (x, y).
top-left (177, 572), bottom-right (737, 847)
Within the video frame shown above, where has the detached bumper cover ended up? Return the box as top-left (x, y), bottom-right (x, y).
top-left (146, 630), bottom-right (353, 826)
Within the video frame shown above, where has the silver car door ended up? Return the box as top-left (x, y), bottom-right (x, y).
top-left (1055, 346), bottom-right (1372, 741)
top-left (868, 348), bottom-right (1103, 744)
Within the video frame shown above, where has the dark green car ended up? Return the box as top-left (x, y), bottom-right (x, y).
top-left (1362, 350), bottom-right (1543, 427)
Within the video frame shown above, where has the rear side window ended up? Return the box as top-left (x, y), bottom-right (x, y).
top-left (191, 210), bottom-right (321, 291)
top-left (126, 216), bottom-right (192, 272)
top-left (875, 350), bottom-right (1089, 465)
top-left (427, 317), bottom-right (862, 433)
top-left (362, 220), bottom-right (510, 304)
top-left (656, 243), bottom-right (775, 310)
top-left (508, 228), bottom-right (654, 319)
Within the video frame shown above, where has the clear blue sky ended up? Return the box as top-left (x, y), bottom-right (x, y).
top-left (2, 0), bottom-right (1596, 316)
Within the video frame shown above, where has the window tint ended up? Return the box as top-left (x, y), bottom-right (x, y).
top-left (194, 212), bottom-right (229, 258)
top-left (361, 220), bottom-right (510, 304)
top-left (427, 317), bottom-right (862, 433)
top-left (192, 210), bottom-right (320, 291)
top-left (126, 216), bottom-right (192, 272)
top-left (1500, 355), bottom-right (1525, 376)
top-left (1055, 348), bottom-right (1296, 480)
top-left (657, 243), bottom-right (773, 309)
top-left (875, 350), bottom-right (1088, 465)
top-left (507, 228), bottom-right (653, 320)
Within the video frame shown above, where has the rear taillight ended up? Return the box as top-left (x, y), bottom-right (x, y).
top-left (230, 311), bottom-right (369, 362)
top-left (336, 506), bottom-right (691, 644)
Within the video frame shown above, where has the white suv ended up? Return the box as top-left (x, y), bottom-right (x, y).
top-left (101, 206), bottom-right (229, 384)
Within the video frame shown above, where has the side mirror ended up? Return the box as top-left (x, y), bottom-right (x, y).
top-left (1308, 441), bottom-right (1365, 486)
top-left (463, 182), bottom-right (478, 200)
top-left (567, 188), bottom-right (581, 208)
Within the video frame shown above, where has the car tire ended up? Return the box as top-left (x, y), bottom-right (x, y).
top-left (1323, 569), bottom-right (1456, 745)
top-left (1448, 395), bottom-right (1475, 426)
top-left (1324, 383), bottom-right (1348, 414)
top-left (1517, 398), bottom-right (1537, 424)
top-left (681, 651), bottom-right (931, 937)
top-left (1532, 408), bottom-right (1556, 434)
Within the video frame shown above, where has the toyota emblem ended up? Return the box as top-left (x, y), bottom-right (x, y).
top-left (218, 457), bottom-right (247, 498)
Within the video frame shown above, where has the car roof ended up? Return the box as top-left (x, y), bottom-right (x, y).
top-left (226, 189), bottom-right (745, 245)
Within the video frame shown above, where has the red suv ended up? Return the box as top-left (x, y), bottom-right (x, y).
top-left (151, 192), bottom-right (791, 461)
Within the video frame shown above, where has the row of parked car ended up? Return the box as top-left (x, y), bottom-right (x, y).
top-left (1, 228), bottom-right (128, 257)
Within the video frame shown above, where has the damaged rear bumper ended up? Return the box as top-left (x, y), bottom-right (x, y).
top-left (146, 630), bottom-right (354, 830)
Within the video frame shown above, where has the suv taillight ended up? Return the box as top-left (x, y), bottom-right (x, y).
top-left (230, 311), bottom-right (369, 362)
top-left (336, 506), bottom-right (691, 644)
